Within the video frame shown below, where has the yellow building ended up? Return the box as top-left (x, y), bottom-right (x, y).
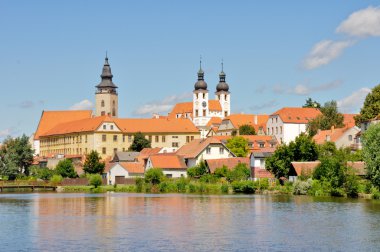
top-left (38, 115), bottom-right (200, 158)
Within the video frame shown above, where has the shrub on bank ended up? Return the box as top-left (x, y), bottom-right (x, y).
top-left (50, 175), bottom-right (63, 186)
top-left (293, 179), bottom-right (312, 195)
top-left (89, 174), bottom-right (102, 188)
top-left (231, 181), bottom-right (256, 194)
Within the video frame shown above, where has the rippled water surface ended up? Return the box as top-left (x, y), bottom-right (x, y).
top-left (1, 193), bottom-right (380, 251)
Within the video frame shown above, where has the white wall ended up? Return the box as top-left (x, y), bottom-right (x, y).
top-left (161, 169), bottom-right (187, 178)
top-left (108, 164), bottom-right (129, 185)
top-left (335, 127), bottom-right (360, 149)
top-left (283, 123), bottom-right (307, 144)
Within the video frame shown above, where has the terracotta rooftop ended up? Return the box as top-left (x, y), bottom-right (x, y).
top-left (222, 114), bottom-right (269, 133)
top-left (271, 107), bottom-right (321, 124)
top-left (206, 117), bottom-right (222, 127)
top-left (343, 114), bottom-right (358, 128)
top-left (313, 126), bottom-right (360, 144)
top-left (119, 162), bottom-right (145, 174)
top-left (347, 161), bottom-right (366, 176)
top-left (205, 157), bottom-right (249, 173)
top-left (252, 168), bottom-right (274, 179)
top-left (34, 110), bottom-right (92, 139)
top-left (149, 154), bottom-right (187, 169)
top-left (291, 161), bottom-right (321, 176)
top-left (168, 101), bottom-right (222, 119)
top-left (176, 137), bottom-right (229, 159)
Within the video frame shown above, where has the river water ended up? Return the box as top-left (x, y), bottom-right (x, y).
top-left (0, 193), bottom-right (380, 251)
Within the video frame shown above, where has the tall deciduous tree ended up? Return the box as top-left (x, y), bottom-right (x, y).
top-left (226, 136), bottom-right (249, 157)
top-left (128, 132), bottom-right (151, 152)
top-left (307, 100), bottom-right (344, 136)
top-left (55, 159), bottom-right (78, 178)
top-left (0, 135), bottom-right (33, 179)
top-left (266, 133), bottom-right (318, 179)
top-left (83, 150), bottom-right (105, 174)
top-left (239, 124), bottom-right (256, 135)
top-left (355, 84), bottom-right (380, 125)
top-left (362, 123), bottom-right (380, 188)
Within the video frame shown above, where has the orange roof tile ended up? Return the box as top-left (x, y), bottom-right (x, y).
top-left (119, 162), bottom-right (145, 173)
top-left (291, 161), bottom-right (321, 176)
top-left (205, 157), bottom-right (249, 173)
top-left (149, 154), bottom-right (187, 169)
top-left (343, 114), bottom-right (358, 128)
top-left (34, 110), bottom-right (92, 139)
top-left (114, 118), bottom-right (199, 133)
top-left (252, 168), bottom-right (274, 179)
top-left (176, 137), bottom-right (229, 159)
top-left (138, 147), bottom-right (162, 161)
top-left (208, 100), bottom-right (222, 111)
top-left (271, 107), bottom-right (321, 124)
top-left (222, 114), bottom-right (269, 133)
top-left (312, 127), bottom-right (349, 144)
top-left (168, 102), bottom-right (193, 118)
top-left (346, 161), bottom-right (366, 176)
top-left (206, 117), bottom-right (222, 127)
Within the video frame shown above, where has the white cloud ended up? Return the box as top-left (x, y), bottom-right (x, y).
top-left (273, 80), bottom-right (342, 96)
top-left (133, 93), bottom-right (192, 116)
top-left (337, 87), bottom-right (371, 113)
top-left (69, 99), bottom-right (94, 110)
top-left (303, 40), bottom-right (354, 70)
top-left (0, 128), bottom-right (12, 138)
top-left (336, 6), bottom-right (380, 37)
top-left (249, 100), bottom-right (279, 112)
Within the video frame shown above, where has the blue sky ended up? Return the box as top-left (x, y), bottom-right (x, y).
top-left (1, 1), bottom-right (380, 140)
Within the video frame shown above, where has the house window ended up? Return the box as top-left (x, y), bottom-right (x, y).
top-left (348, 135), bottom-right (352, 141)
top-left (276, 117), bottom-right (278, 123)
top-left (259, 143), bottom-right (265, 148)
top-left (162, 136), bottom-right (166, 142)
top-left (102, 147), bottom-right (106, 154)
top-left (85, 135), bottom-right (87, 143)
top-left (206, 147), bottom-right (211, 154)
top-left (102, 135), bottom-right (106, 142)
top-left (172, 142), bottom-right (179, 147)
top-left (219, 147), bottom-right (224, 154)
top-left (122, 135), bottom-right (125, 142)
top-left (186, 136), bottom-right (190, 143)
top-left (103, 125), bottom-right (106, 130)
top-left (148, 135), bottom-right (152, 142)
top-left (113, 148), bottom-right (117, 153)
top-left (111, 125), bottom-right (114, 130)
top-left (267, 128), bottom-right (270, 134)
top-left (128, 135), bottom-right (132, 142)
top-left (280, 126), bottom-right (282, 134)
top-left (155, 136), bottom-right (159, 142)
top-left (276, 127), bottom-right (278, 134)
top-left (122, 148), bottom-right (125, 152)
top-left (172, 136), bottom-right (178, 138)
top-left (191, 136), bottom-right (194, 141)
top-left (166, 174), bottom-right (173, 178)
top-left (113, 135), bottom-right (117, 142)
top-left (85, 148), bottom-right (87, 154)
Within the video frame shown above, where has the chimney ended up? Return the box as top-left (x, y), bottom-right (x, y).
top-left (331, 125), bottom-right (335, 133)
top-left (254, 115), bottom-right (258, 125)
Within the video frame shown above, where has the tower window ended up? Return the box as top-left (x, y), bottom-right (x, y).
top-left (195, 109), bottom-right (198, 117)
top-left (224, 95), bottom-right (227, 101)
top-left (224, 111), bottom-right (228, 117)
top-left (203, 93), bottom-right (205, 99)
top-left (112, 108), bottom-right (116, 117)
top-left (101, 111), bottom-right (105, 116)
top-left (203, 110), bottom-right (206, 116)
top-left (101, 100), bottom-right (105, 107)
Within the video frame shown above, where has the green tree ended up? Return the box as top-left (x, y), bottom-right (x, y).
top-left (55, 159), bottom-right (78, 178)
top-left (266, 134), bottom-right (318, 179)
top-left (303, 98), bottom-right (321, 108)
top-left (187, 160), bottom-right (208, 178)
top-left (128, 132), bottom-right (151, 152)
top-left (307, 100), bottom-right (344, 136)
top-left (30, 166), bottom-right (54, 180)
top-left (362, 123), bottom-right (380, 188)
top-left (83, 150), bottom-right (105, 174)
top-left (0, 135), bottom-right (33, 179)
top-left (214, 165), bottom-right (229, 178)
top-left (89, 174), bottom-right (103, 188)
top-left (145, 168), bottom-right (164, 185)
top-left (355, 84), bottom-right (380, 125)
top-left (226, 163), bottom-right (251, 182)
top-left (239, 124), bottom-right (256, 135)
top-left (226, 136), bottom-right (249, 157)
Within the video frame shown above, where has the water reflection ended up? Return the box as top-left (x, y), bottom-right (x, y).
top-left (1, 193), bottom-right (380, 251)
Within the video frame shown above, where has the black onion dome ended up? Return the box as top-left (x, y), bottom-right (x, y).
top-left (96, 57), bottom-right (118, 89)
top-left (194, 67), bottom-right (208, 90)
top-left (216, 71), bottom-right (229, 92)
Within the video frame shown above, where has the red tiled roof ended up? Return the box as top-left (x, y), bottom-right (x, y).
top-left (343, 114), bottom-right (358, 128)
top-left (205, 157), bottom-right (249, 173)
top-left (252, 168), bottom-right (274, 179)
top-left (206, 117), bottom-right (222, 127)
top-left (168, 101), bottom-right (222, 119)
top-left (271, 107), bottom-right (321, 124)
top-left (176, 137), bottom-right (227, 159)
top-left (222, 114), bottom-right (269, 133)
top-left (119, 162), bottom-right (145, 173)
top-left (34, 110), bottom-right (92, 139)
top-left (291, 161), bottom-right (321, 176)
top-left (149, 154), bottom-right (187, 169)
top-left (347, 161), bottom-right (366, 176)
top-left (313, 127), bottom-right (348, 144)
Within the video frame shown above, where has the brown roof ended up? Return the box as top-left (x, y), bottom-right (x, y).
top-left (271, 107), bottom-right (321, 124)
top-left (347, 161), bottom-right (366, 176)
top-left (206, 157), bottom-right (249, 173)
top-left (291, 161), bottom-right (321, 176)
top-left (119, 162), bottom-right (145, 173)
top-left (176, 137), bottom-right (228, 159)
top-left (149, 154), bottom-right (187, 169)
top-left (214, 135), bottom-right (278, 151)
top-left (34, 110), bottom-right (92, 139)
top-left (252, 168), bottom-right (274, 179)
top-left (312, 126), bottom-right (359, 144)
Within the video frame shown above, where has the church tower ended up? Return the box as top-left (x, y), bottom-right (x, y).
top-left (193, 59), bottom-right (209, 127)
top-left (215, 61), bottom-right (230, 117)
top-left (95, 55), bottom-right (118, 117)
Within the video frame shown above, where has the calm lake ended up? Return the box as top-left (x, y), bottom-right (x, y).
top-left (0, 193), bottom-right (380, 252)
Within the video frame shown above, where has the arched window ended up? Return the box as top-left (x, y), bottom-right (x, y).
top-left (101, 100), bottom-right (105, 107)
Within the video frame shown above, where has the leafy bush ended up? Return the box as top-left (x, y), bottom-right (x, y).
top-left (176, 177), bottom-right (188, 192)
top-left (257, 178), bottom-right (269, 190)
top-left (135, 177), bottom-right (144, 192)
top-left (187, 160), bottom-right (208, 178)
top-left (331, 187), bottom-right (345, 197)
top-left (232, 181), bottom-right (256, 194)
top-left (199, 174), bottom-right (219, 183)
top-left (89, 174), bottom-right (103, 188)
top-left (221, 184), bottom-right (229, 194)
top-left (293, 179), bottom-right (312, 195)
top-left (50, 174), bottom-right (63, 186)
top-left (344, 173), bottom-right (359, 198)
top-left (214, 166), bottom-right (229, 178)
top-left (145, 168), bottom-right (164, 185)
top-left (55, 159), bottom-right (78, 178)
